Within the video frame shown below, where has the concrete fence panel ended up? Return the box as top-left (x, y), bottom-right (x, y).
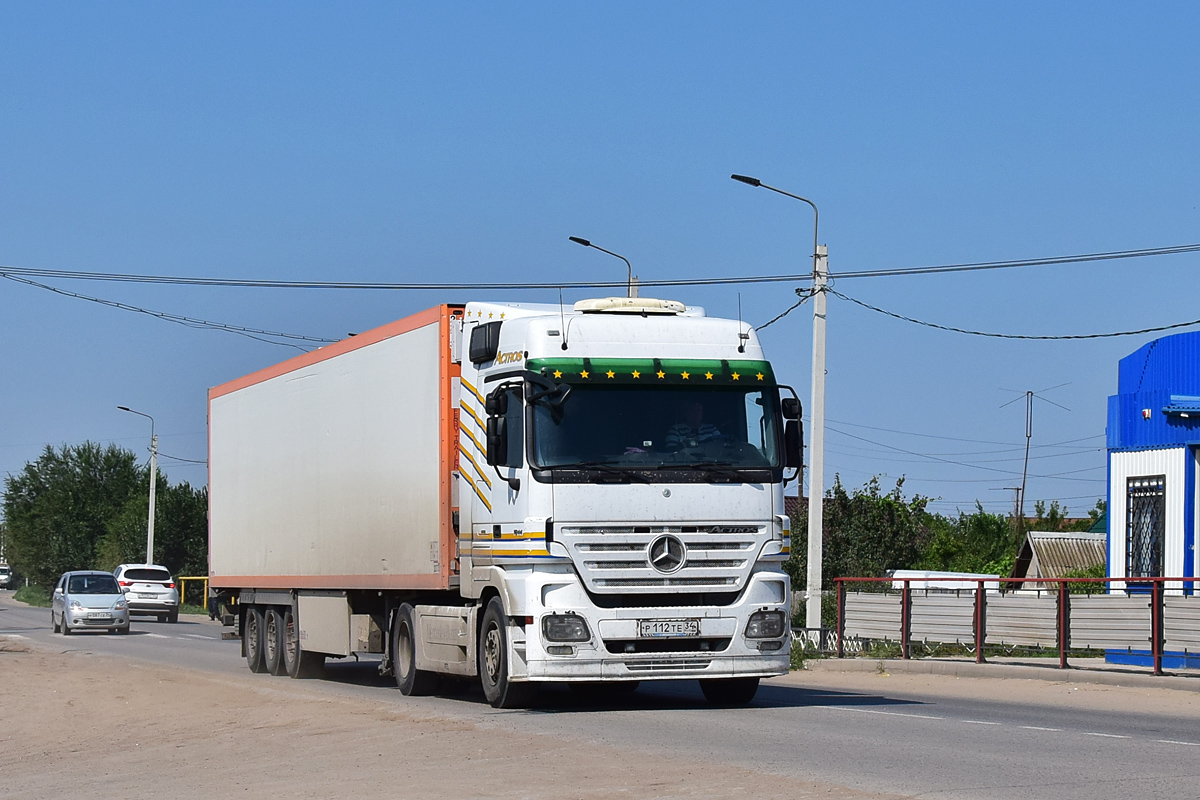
top-left (844, 591), bottom-right (902, 640)
top-left (1164, 595), bottom-right (1200, 651)
top-left (910, 591), bottom-right (976, 644)
top-left (1070, 595), bottom-right (1151, 650)
top-left (986, 594), bottom-right (1058, 648)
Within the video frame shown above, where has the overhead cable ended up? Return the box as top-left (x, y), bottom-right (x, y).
top-left (1, 242), bottom-right (1196, 291)
top-left (831, 288), bottom-right (1200, 340)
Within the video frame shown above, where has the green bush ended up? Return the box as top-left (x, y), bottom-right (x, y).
top-left (13, 584), bottom-right (51, 608)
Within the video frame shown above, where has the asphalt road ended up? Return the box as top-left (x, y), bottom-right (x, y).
top-left (4, 589), bottom-right (1197, 800)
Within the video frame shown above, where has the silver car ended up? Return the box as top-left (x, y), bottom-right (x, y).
top-left (52, 571), bottom-right (130, 634)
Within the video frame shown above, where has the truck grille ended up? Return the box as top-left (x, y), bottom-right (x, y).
top-left (558, 524), bottom-right (766, 595)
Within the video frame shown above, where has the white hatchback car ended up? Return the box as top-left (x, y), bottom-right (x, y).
top-left (113, 563), bottom-right (181, 623)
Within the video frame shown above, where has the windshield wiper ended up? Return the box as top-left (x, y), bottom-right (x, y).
top-left (552, 460), bottom-right (652, 484)
top-left (654, 460), bottom-right (744, 481)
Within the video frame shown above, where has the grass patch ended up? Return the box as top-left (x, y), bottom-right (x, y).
top-left (180, 603), bottom-right (209, 616)
top-left (13, 584), bottom-right (51, 608)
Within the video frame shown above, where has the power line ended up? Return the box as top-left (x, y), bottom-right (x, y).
top-left (159, 452), bottom-right (207, 465)
top-left (756, 288), bottom-right (813, 330)
top-left (2, 274), bottom-right (334, 349)
top-left (831, 288), bottom-right (1200, 340)
top-left (1, 242), bottom-right (1196, 291)
top-left (825, 418), bottom-right (1103, 449)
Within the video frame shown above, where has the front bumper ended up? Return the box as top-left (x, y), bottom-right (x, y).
top-left (514, 568), bottom-right (791, 682)
top-left (67, 610), bottom-right (130, 628)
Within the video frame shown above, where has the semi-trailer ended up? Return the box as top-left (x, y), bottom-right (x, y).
top-left (209, 296), bottom-right (801, 707)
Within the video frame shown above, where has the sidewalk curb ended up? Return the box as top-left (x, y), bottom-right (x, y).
top-left (797, 656), bottom-right (1200, 692)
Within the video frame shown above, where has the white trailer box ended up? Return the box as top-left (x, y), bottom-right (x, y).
top-left (208, 306), bottom-right (460, 591)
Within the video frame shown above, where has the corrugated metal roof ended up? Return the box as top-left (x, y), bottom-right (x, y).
top-left (1011, 531), bottom-right (1106, 581)
top-left (1109, 330), bottom-right (1200, 450)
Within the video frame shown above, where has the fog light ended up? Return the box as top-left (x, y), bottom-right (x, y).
top-left (744, 610), bottom-right (786, 639)
top-left (758, 640), bottom-right (784, 652)
top-left (546, 645), bottom-right (575, 656)
top-left (542, 613), bottom-right (590, 642)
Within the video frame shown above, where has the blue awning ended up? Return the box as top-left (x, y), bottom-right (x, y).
top-left (1162, 395), bottom-right (1200, 418)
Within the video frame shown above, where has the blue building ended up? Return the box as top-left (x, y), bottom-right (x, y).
top-left (1107, 330), bottom-right (1200, 589)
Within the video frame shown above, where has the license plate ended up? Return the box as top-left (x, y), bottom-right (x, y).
top-left (137, 593), bottom-right (156, 598)
top-left (87, 611), bottom-right (112, 619)
top-left (638, 619), bottom-right (700, 637)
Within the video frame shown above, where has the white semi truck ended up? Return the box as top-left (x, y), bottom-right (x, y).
top-left (209, 297), bottom-right (801, 707)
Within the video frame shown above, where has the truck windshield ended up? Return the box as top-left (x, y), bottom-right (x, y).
top-left (530, 385), bottom-right (782, 472)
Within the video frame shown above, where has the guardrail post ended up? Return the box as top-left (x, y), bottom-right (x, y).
top-left (1057, 581), bottom-right (1070, 669)
top-left (900, 579), bottom-right (911, 660)
top-left (974, 580), bottom-right (986, 664)
top-left (1151, 580), bottom-right (1164, 676)
top-left (836, 580), bottom-right (846, 658)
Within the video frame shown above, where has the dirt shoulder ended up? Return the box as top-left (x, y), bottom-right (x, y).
top-left (0, 636), bottom-right (903, 800)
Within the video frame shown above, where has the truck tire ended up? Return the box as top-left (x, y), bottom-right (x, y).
top-left (699, 677), bottom-right (760, 706)
top-left (282, 607), bottom-right (324, 679)
top-left (244, 606), bottom-right (268, 673)
top-left (478, 597), bottom-right (536, 709)
top-left (263, 607), bottom-right (286, 676)
top-left (392, 603), bottom-right (437, 695)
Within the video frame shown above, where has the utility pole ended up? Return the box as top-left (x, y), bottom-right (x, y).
top-left (807, 244), bottom-right (828, 634)
top-left (1019, 390), bottom-right (1033, 527)
top-left (118, 406), bottom-right (158, 564)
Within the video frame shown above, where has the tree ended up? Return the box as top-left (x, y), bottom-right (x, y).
top-left (2, 442), bottom-right (142, 587)
top-left (919, 503), bottom-right (1019, 575)
top-left (97, 480), bottom-right (208, 576)
top-left (786, 476), bottom-right (933, 589)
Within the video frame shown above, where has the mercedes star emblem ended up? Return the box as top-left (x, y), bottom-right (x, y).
top-left (648, 534), bottom-right (687, 574)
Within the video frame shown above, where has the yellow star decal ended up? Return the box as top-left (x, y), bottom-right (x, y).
top-left (631, 370), bottom-right (641, 379)
top-left (488, 312), bottom-right (494, 319)
top-left (606, 370), bottom-right (615, 379)
top-left (681, 371), bottom-right (690, 380)
top-left (553, 370), bottom-right (562, 379)
top-left (500, 313), bottom-right (505, 319)
top-left (656, 370), bottom-right (666, 379)
top-left (756, 372), bottom-right (765, 381)
top-left (731, 372), bottom-right (740, 381)
top-left (704, 371), bottom-right (714, 380)
top-left (580, 369), bottom-right (589, 378)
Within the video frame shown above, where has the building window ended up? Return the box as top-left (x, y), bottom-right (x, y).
top-left (1126, 475), bottom-right (1165, 581)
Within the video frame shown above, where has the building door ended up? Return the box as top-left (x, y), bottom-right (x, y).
top-left (1126, 475), bottom-right (1166, 584)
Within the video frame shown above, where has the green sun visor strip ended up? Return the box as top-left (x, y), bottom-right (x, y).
top-left (525, 358), bottom-right (776, 386)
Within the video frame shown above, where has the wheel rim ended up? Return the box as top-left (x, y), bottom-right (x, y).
top-left (284, 613), bottom-right (297, 665)
top-left (265, 614), bottom-right (277, 661)
top-left (483, 623), bottom-right (502, 684)
top-left (246, 613), bottom-right (259, 656)
top-left (396, 621), bottom-right (413, 679)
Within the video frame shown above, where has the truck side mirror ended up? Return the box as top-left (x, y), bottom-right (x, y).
top-left (785, 420), bottom-right (803, 470)
top-left (781, 397), bottom-right (801, 420)
top-left (469, 321), bottom-right (503, 365)
top-left (486, 416), bottom-right (507, 466)
top-left (485, 389), bottom-right (508, 416)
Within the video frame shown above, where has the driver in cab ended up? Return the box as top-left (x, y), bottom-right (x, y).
top-left (665, 400), bottom-right (722, 450)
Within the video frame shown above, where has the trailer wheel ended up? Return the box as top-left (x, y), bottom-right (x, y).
top-left (282, 607), bottom-right (324, 679)
top-left (263, 607), bottom-right (286, 675)
top-left (478, 597), bottom-right (536, 709)
top-left (699, 677), bottom-right (760, 706)
top-left (244, 606), bottom-right (268, 673)
top-left (392, 603), bottom-right (437, 696)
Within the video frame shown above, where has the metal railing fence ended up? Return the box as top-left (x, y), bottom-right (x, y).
top-left (835, 576), bottom-right (1200, 676)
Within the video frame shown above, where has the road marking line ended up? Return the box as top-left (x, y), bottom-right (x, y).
top-left (181, 633), bottom-right (210, 639)
top-left (1, 633), bottom-right (29, 639)
top-left (962, 720), bottom-right (1000, 725)
top-left (141, 633), bottom-right (169, 639)
top-left (1083, 732), bottom-right (1130, 739)
top-left (838, 707), bottom-right (944, 721)
top-left (1021, 726), bottom-right (1062, 732)
top-left (1158, 740), bottom-right (1200, 747)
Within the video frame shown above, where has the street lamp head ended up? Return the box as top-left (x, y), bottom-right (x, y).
top-left (730, 174), bottom-right (761, 187)
top-left (117, 405), bottom-right (131, 412)
top-left (568, 236), bottom-right (591, 247)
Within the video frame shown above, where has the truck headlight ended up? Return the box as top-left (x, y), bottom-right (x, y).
top-left (744, 610), bottom-right (786, 639)
top-left (542, 613), bottom-right (590, 643)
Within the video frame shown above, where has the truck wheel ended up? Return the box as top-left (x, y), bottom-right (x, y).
top-left (393, 603), bottom-right (437, 696)
top-left (478, 597), bottom-right (535, 709)
top-left (244, 606), bottom-right (268, 673)
top-left (263, 607), bottom-right (286, 675)
top-left (699, 677), bottom-right (760, 706)
top-left (282, 607), bottom-right (324, 679)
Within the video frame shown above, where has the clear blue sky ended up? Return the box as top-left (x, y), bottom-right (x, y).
top-left (2, 3), bottom-right (1197, 518)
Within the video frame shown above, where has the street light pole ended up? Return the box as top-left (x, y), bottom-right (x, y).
top-left (568, 236), bottom-right (637, 298)
top-left (118, 406), bottom-right (158, 564)
top-left (730, 174), bottom-right (827, 636)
